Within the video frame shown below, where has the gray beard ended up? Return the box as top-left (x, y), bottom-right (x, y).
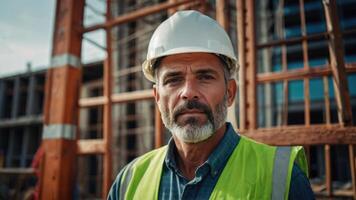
top-left (159, 95), bottom-right (228, 143)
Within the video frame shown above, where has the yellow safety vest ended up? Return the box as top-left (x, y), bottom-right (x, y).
top-left (118, 136), bottom-right (308, 200)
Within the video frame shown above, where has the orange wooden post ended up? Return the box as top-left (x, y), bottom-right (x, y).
top-left (167, 0), bottom-right (178, 16)
top-left (236, 0), bottom-right (246, 131)
top-left (323, 0), bottom-right (354, 198)
top-left (245, 0), bottom-right (257, 130)
top-left (216, 0), bottom-right (229, 31)
top-left (102, 0), bottom-right (113, 196)
top-left (155, 106), bottom-right (164, 148)
top-left (40, 0), bottom-right (85, 199)
top-left (216, 0), bottom-right (237, 130)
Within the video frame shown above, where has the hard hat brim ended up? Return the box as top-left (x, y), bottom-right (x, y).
top-left (142, 47), bottom-right (237, 83)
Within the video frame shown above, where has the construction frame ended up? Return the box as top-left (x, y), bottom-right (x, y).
top-left (40, 0), bottom-right (356, 199)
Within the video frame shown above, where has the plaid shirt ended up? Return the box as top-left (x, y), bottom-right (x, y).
top-left (108, 123), bottom-right (314, 200)
top-left (159, 123), bottom-right (239, 199)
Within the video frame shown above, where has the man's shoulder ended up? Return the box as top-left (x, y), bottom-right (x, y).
top-left (108, 145), bottom-right (168, 200)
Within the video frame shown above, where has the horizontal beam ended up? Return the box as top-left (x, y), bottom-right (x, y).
top-left (77, 139), bottom-right (106, 154)
top-left (257, 64), bottom-right (356, 83)
top-left (78, 89), bottom-right (154, 108)
top-left (241, 125), bottom-right (356, 145)
top-left (0, 168), bottom-right (34, 175)
top-left (79, 96), bottom-right (106, 107)
top-left (0, 115), bottom-right (42, 128)
top-left (83, 0), bottom-right (199, 33)
top-left (257, 32), bottom-right (327, 49)
top-left (111, 89), bottom-right (153, 103)
top-left (313, 187), bottom-right (354, 197)
top-left (256, 27), bottom-right (356, 49)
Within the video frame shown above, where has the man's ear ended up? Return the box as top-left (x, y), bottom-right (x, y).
top-left (227, 79), bottom-right (237, 106)
top-left (153, 84), bottom-right (160, 103)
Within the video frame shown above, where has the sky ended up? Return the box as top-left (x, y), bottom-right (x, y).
top-left (0, 0), bottom-right (107, 78)
top-left (0, 0), bottom-right (56, 77)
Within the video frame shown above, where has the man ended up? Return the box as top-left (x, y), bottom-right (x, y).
top-left (108, 10), bottom-right (314, 200)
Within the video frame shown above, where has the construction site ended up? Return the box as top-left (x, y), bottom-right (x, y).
top-left (0, 0), bottom-right (356, 199)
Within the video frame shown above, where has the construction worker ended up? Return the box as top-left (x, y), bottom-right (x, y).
top-left (108, 10), bottom-right (314, 200)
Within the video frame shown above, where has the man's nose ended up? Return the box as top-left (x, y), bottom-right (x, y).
top-left (180, 79), bottom-right (200, 100)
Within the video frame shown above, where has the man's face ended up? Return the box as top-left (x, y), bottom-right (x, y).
top-left (153, 53), bottom-right (236, 143)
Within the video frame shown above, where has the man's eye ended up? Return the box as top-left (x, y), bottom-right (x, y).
top-left (164, 77), bottom-right (182, 85)
top-left (198, 74), bottom-right (214, 80)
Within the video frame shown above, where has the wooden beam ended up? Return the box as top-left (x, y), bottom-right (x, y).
top-left (257, 32), bottom-right (327, 49)
top-left (155, 106), bottom-right (164, 148)
top-left (51, 0), bottom-right (84, 56)
top-left (216, 0), bottom-right (229, 31)
top-left (279, 0), bottom-right (288, 127)
top-left (325, 144), bottom-right (333, 196)
top-left (40, 0), bottom-right (85, 199)
top-left (349, 144), bottom-right (356, 199)
top-left (167, 0), bottom-right (178, 15)
top-left (245, 0), bottom-right (257, 130)
top-left (83, 0), bottom-right (200, 33)
top-left (41, 139), bottom-right (78, 199)
top-left (236, 0), bottom-right (246, 131)
top-left (333, 188), bottom-right (354, 197)
top-left (323, 0), bottom-right (353, 126)
top-left (77, 139), bottom-right (106, 154)
top-left (241, 125), bottom-right (356, 145)
top-left (102, 1), bottom-right (113, 194)
top-left (44, 67), bottom-right (81, 124)
top-left (111, 89), bottom-right (154, 103)
top-left (299, 0), bottom-right (311, 127)
top-left (282, 45), bottom-right (288, 126)
top-left (79, 96), bottom-right (107, 107)
top-left (216, 0), bottom-right (236, 129)
top-left (79, 90), bottom-right (154, 107)
top-left (324, 2), bottom-right (355, 197)
top-left (323, 76), bottom-right (333, 197)
top-left (257, 65), bottom-right (356, 83)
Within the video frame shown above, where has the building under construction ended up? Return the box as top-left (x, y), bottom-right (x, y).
top-left (0, 0), bottom-right (356, 199)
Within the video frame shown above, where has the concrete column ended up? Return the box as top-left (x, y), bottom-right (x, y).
top-left (6, 130), bottom-right (15, 167)
top-left (11, 77), bottom-right (20, 119)
top-left (0, 80), bottom-right (5, 118)
top-left (20, 127), bottom-right (30, 167)
top-left (26, 75), bottom-right (37, 116)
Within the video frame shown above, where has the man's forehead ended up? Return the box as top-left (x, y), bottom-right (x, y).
top-left (157, 53), bottom-right (224, 74)
top-left (160, 53), bottom-right (220, 64)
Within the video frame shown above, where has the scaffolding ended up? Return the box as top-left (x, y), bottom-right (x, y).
top-left (0, 0), bottom-right (355, 199)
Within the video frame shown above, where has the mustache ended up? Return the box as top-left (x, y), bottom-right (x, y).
top-left (173, 100), bottom-right (214, 123)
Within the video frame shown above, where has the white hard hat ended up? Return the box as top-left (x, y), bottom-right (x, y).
top-left (142, 10), bottom-right (237, 82)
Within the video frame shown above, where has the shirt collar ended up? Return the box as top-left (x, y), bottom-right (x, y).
top-left (164, 122), bottom-right (240, 177)
top-left (165, 137), bottom-right (179, 173)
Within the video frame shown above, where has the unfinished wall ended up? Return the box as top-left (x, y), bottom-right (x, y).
top-left (0, 71), bottom-right (45, 199)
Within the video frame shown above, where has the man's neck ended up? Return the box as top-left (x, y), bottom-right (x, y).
top-left (173, 123), bottom-right (227, 180)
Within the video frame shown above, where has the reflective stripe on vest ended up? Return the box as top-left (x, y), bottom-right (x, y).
top-left (272, 146), bottom-right (292, 200)
top-left (120, 159), bottom-right (137, 200)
